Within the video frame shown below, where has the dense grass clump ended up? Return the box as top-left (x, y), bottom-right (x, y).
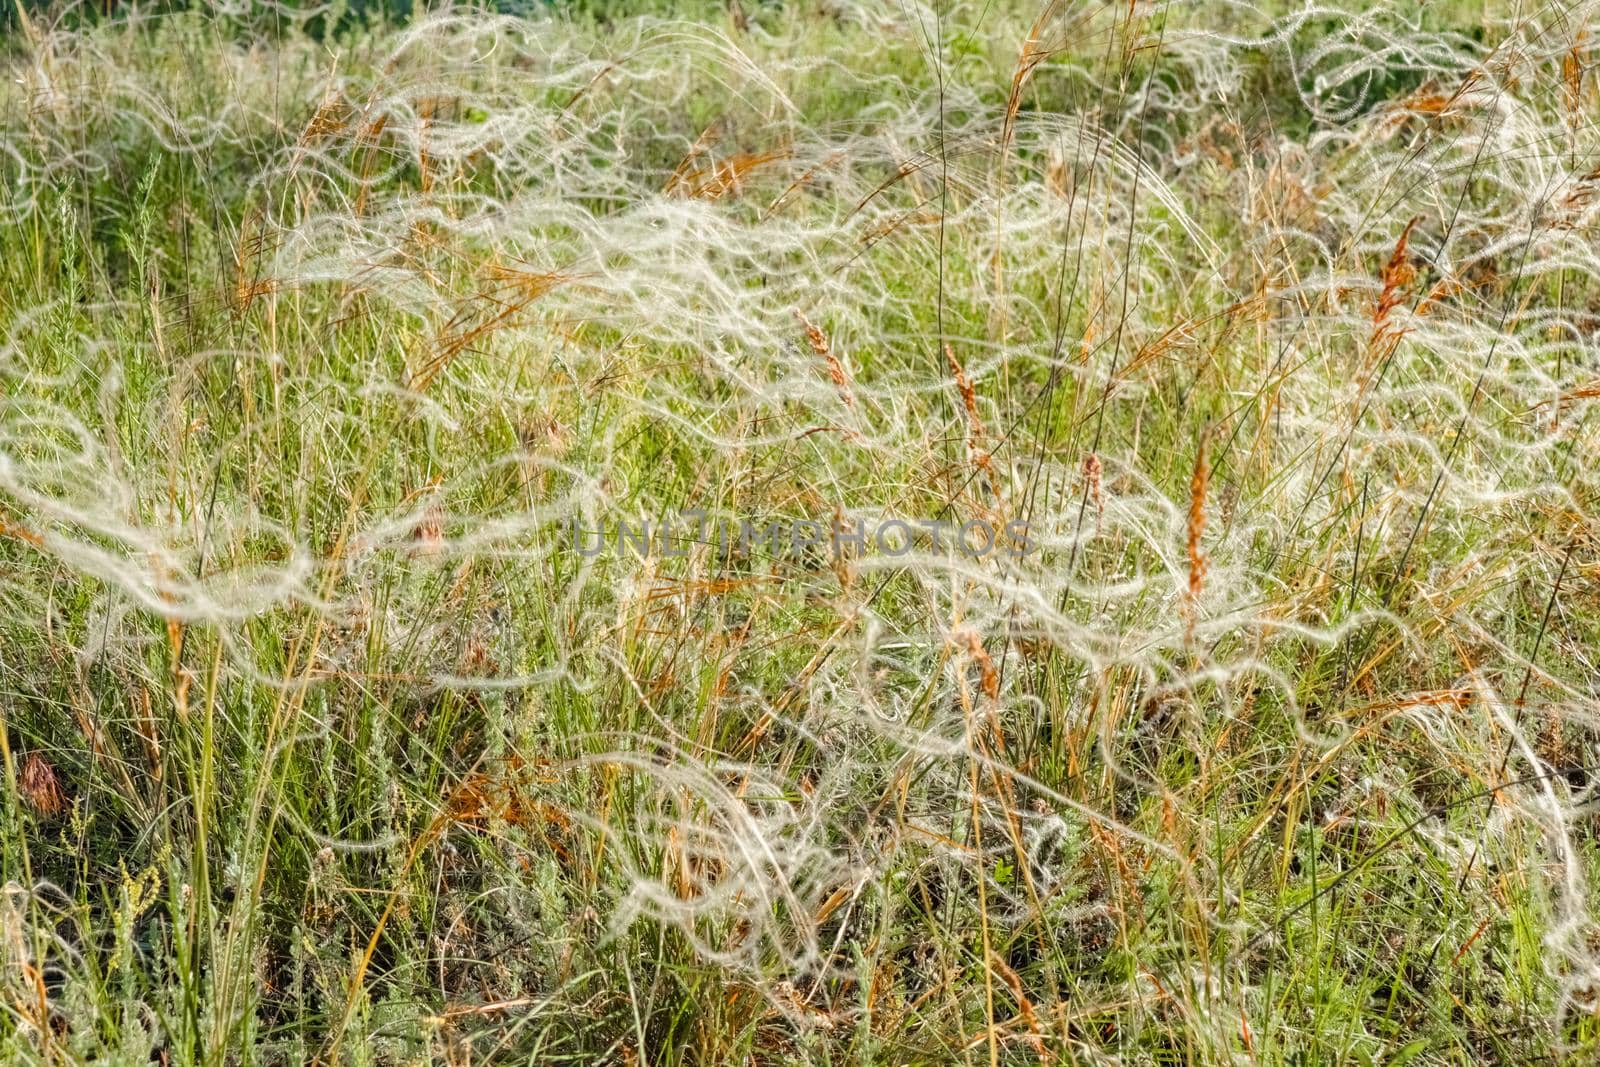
top-left (1, 0), bottom-right (1599, 1062)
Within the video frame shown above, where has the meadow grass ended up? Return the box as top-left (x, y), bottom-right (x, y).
top-left (1, 0), bottom-right (1599, 1062)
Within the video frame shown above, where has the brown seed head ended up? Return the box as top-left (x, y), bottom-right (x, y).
top-left (796, 311), bottom-right (854, 410)
top-left (21, 752), bottom-right (67, 818)
top-left (1084, 452), bottom-right (1103, 535)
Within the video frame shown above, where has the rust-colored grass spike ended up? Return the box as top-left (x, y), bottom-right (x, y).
top-left (797, 310), bottom-right (855, 410)
top-left (945, 343), bottom-right (998, 491)
top-left (945, 343), bottom-right (984, 436)
top-left (1565, 32), bottom-right (1587, 131)
top-left (1372, 215), bottom-right (1421, 343)
top-left (20, 752), bottom-right (67, 817)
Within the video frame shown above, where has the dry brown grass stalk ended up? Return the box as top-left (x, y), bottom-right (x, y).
top-left (988, 950), bottom-right (1047, 1062)
top-left (1084, 452), bottom-right (1103, 537)
top-left (962, 628), bottom-right (1000, 703)
top-left (1185, 434), bottom-right (1209, 643)
top-left (413, 264), bottom-right (581, 389)
top-left (1001, 1), bottom-right (1064, 156)
top-left (671, 150), bottom-right (787, 201)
